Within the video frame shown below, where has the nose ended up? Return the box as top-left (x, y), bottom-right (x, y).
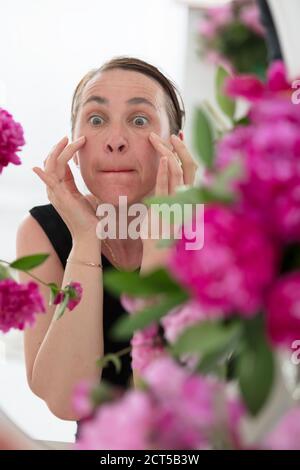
top-left (104, 131), bottom-right (128, 154)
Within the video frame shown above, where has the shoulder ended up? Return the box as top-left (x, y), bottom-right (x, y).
top-left (17, 207), bottom-right (59, 253)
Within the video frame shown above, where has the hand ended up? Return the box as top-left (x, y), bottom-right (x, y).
top-left (140, 132), bottom-right (198, 273)
top-left (33, 136), bottom-right (100, 242)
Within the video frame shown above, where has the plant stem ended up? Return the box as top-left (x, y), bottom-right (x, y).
top-left (0, 259), bottom-right (55, 290)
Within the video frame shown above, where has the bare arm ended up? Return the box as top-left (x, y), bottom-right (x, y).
top-left (16, 215), bottom-right (103, 420)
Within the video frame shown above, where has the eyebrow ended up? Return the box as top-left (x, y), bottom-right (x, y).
top-left (82, 95), bottom-right (157, 110)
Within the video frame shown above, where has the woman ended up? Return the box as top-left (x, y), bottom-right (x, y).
top-left (16, 56), bottom-right (198, 423)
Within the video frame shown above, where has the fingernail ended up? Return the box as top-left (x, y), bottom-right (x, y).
top-left (150, 132), bottom-right (157, 138)
top-left (78, 136), bottom-right (85, 141)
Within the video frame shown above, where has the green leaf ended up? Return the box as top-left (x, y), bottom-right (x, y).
top-left (216, 66), bottom-right (236, 121)
top-left (111, 291), bottom-right (189, 340)
top-left (47, 282), bottom-right (60, 305)
top-left (103, 267), bottom-right (184, 297)
top-left (90, 381), bottom-right (117, 407)
top-left (196, 335), bottom-right (240, 376)
top-left (171, 320), bottom-right (242, 359)
top-left (55, 292), bottom-right (70, 320)
top-left (10, 253), bottom-right (49, 271)
top-left (193, 107), bottom-right (215, 169)
top-left (0, 264), bottom-right (13, 280)
top-left (237, 316), bottom-right (275, 416)
top-left (233, 115), bottom-right (250, 126)
top-left (144, 187), bottom-right (204, 207)
top-left (96, 353), bottom-right (122, 374)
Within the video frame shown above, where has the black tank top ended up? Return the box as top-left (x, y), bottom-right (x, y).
top-left (29, 203), bottom-right (133, 389)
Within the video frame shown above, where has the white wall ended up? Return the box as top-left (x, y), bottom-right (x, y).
top-left (0, 0), bottom-right (189, 443)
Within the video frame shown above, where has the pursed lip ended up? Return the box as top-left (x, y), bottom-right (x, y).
top-left (100, 169), bottom-right (135, 173)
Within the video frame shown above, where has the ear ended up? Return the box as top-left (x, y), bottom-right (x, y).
top-left (177, 130), bottom-right (184, 141)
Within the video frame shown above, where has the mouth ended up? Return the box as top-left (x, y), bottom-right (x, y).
top-left (100, 169), bottom-right (135, 173)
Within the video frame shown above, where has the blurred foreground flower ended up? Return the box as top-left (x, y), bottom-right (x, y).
top-left (168, 205), bottom-right (277, 317)
top-left (74, 356), bottom-right (245, 450)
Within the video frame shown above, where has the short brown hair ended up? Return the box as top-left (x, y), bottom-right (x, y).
top-left (71, 56), bottom-right (185, 137)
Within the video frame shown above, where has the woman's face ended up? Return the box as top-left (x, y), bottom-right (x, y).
top-left (73, 68), bottom-right (173, 206)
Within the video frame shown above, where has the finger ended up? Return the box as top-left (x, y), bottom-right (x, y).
top-left (56, 136), bottom-right (86, 179)
top-left (155, 157), bottom-right (168, 196)
top-left (44, 136), bottom-right (69, 172)
top-left (149, 132), bottom-right (174, 153)
top-left (149, 133), bottom-right (184, 194)
top-left (167, 152), bottom-right (184, 195)
top-left (170, 134), bottom-right (198, 185)
top-left (32, 166), bottom-right (60, 190)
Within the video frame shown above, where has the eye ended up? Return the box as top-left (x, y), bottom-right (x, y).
top-left (133, 116), bottom-right (149, 127)
top-left (89, 115), bottom-right (103, 126)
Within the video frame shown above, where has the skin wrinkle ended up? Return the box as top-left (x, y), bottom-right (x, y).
top-left (71, 68), bottom-right (184, 265)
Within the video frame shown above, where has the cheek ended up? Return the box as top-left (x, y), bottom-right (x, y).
top-left (138, 142), bottom-right (160, 182)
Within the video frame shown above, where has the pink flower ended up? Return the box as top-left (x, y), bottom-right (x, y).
top-left (72, 380), bottom-right (95, 419)
top-left (143, 357), bottom-right (245, 449)
top-left (266, 272), bottom-right (300, 347)
top-left (206, 5), bottom-right (233, 29)
top-left (0, 108), bottom-right (25, 173)
top-left (142, 356), bottom-right (187, 400)
top-left (240, 4), bottom-right (265, 36)
top-left (167, 205), bottom-right (277, 317)
top-left (120, 293), bottom-right (150, 315)
top-left (75, 356), bottom-right (245, 450)
top-left (263, 408), bottom-right (300, 449)
top-left (0, 279), bottom-right (45, 333)
top-left (198, 20), bottom-right (217, 39)
top-left (131, 324), bottom-right (166, 374)
top-left (74, 390), bottom-right (155, 450)
top-left (161, 300), bottom-right (215, 344)
top-left (225, 60), bottom-right (290, 102)
top-left (53, 281), bottom-right (82, 311)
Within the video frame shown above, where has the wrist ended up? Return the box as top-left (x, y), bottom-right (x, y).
top-left (71, 237), bottom-right (101, 260)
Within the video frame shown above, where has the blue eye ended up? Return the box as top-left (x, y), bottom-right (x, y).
top-left (133, 116), bottom-right (148, 126)
top-left (89, 115), bottom-right (103, 126)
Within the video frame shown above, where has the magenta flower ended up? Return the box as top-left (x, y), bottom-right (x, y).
top-left (266, 272), bottom-right (300, 347)
top-left (53, 281), bottom-right (82, 311)
top-left (0, 279), bottom-right (45, 333)
top-left (225, 60), bottom-right (290, 102)
top-left (263, 408), bottom-right (300, 449)
top-left (216, 101), bottom-right (300, 242)
top-left (167, 205), bottom-right (277, 317)
top-left (0, 108), bottom-right (25, 174)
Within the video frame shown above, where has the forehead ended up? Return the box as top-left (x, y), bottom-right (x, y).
top-left (81, 69), bottom-right (166, 110)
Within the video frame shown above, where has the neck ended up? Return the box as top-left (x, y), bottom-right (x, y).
top-left (86, 194), bottom-right (145, 269)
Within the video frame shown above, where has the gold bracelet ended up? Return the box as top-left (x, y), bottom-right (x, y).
top-left (66, 257), bottom-right (103, 268)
